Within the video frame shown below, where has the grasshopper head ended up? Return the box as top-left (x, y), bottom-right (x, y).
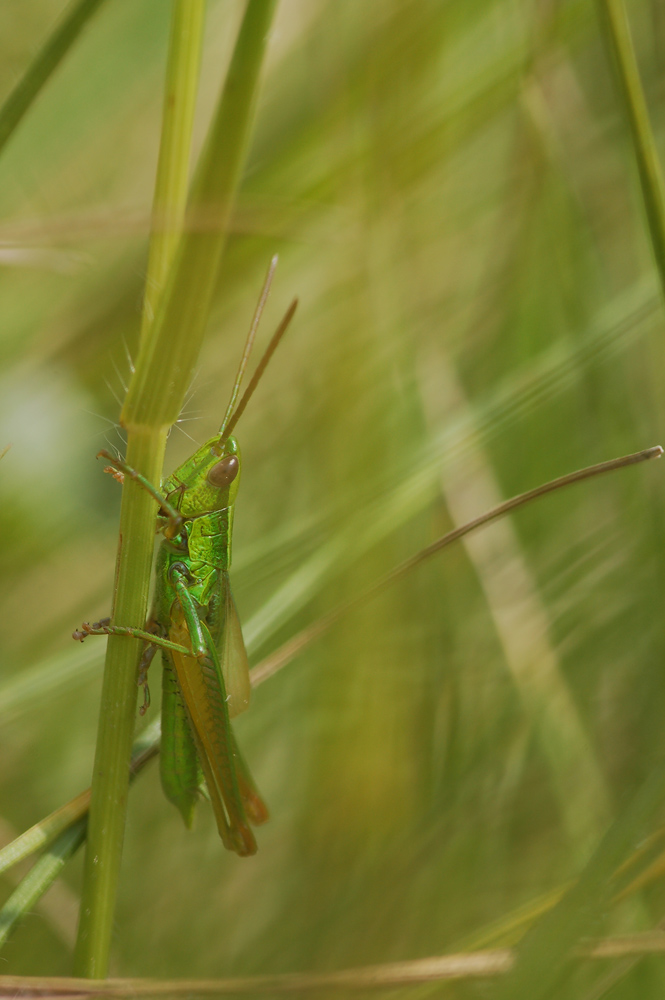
top-left (165, 266), bottom-right (296, 522)
top-left (168, 436), bottom-right (241, 518)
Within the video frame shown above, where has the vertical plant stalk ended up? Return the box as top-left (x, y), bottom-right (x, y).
top-left (74, 0), bottom-right (278, 979)
top-left (74, 0), bottom-right (204, 976)
top-left (141, 2), bottom-right (207, 331)
top-left (121, 0), bottom-right (278, 430)
top-left (599, 0), bottom-right (665, 296)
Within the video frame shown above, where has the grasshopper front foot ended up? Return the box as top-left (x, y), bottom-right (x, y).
top-left (72, 618), bottom-right (152, 711)
top-left (72, 619), bottom-right (197, 659)
top-left (72, 618), bottom-right (112, 642)
top-left (96, 450), bottom-right (184, 539)
top-left (72, 617), bottom-right (191, 716)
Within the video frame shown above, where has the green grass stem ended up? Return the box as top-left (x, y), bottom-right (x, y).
top-left (122, 0), bottom-right (279, 432)
top-left (0, 0), bottom-right (107, 156)
top-left (141, 0), bottom-right (206, 331)
top-left (599, 0), bottom-right (665, 297)
top-left (0, 822), bottom-right (87, 952)
top-left (73, 430), bottom-right (167, 979)
top-left (73, 1), bottom-right (204, 976)
top-left (0, 724), bottom-right (159, 880)
top-left (74, 0), bottom-right (278, 978)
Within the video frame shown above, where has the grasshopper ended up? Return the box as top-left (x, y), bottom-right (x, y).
top-left (75, 264), bottom-right (297, 856)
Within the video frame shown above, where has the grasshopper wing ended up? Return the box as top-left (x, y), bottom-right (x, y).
top-left (169, 611), bottom-right (256, 855)
top-left (160, 655), bottom-right (202, 828)
top-left (218, 570), bottom-right (251, 718)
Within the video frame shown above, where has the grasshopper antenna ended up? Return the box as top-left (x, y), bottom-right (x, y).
top-left (222, 297), bottom-right (298, 442)
top-left (218, 255), bottom-right (279, 444)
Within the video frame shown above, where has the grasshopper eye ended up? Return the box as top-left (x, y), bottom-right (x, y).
top-left (208, 455), bottom-right (239, 488)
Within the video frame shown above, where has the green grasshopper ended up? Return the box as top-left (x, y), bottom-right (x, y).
top-left (75, 265), bottom-right (297, 856)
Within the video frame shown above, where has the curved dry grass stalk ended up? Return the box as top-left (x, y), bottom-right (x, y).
top-left (3, 933), bottom-right (665, 998)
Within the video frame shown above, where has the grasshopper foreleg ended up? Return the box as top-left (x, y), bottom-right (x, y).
top-left (72, 620), bottom-right (194, 658)
top-left (97, 450), bottom-right (184, 539)
top-left (72, 618), bottom-right (196, 717)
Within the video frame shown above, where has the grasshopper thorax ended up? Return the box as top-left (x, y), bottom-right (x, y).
top-left (164, 436), bottom-right (241, 519)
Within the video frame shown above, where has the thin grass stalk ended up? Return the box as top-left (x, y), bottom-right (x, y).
top-left (599, 0), bottom-right (665, 297)
top-left (0, 823), bottom-right (87, 952)
top-left (0, 790), bottom-right (91, 878)
top-left (0, 0), bottom-right (108, 156)
top-left (0, 723), bottom-right (160, 879)
top-left (0, 736), bottom-right (159, 945)
top-left (7, 934), bottom-right (665, 996)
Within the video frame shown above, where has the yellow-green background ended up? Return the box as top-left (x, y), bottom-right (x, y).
top-left (1, 0), bottom-right (665, 993)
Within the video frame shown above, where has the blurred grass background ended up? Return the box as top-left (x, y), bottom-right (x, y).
top-left (1, 0), bottom-right (665, 994)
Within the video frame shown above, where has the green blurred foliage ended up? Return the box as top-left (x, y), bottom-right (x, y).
top-left (1, 0), bottom-right (665, 995)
